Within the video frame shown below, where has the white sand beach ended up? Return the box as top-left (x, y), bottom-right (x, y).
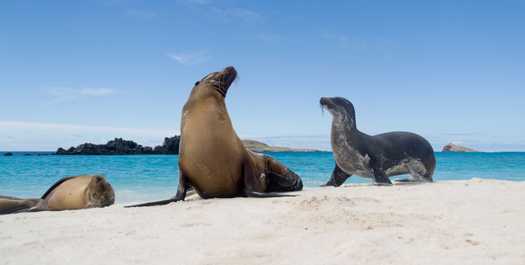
top-left (1, 178), bottom-right (524, 265)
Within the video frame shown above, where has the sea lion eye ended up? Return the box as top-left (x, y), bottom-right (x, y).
top-left (97, 176), bottom-right (102, 182)
top-left (90, 192), bottom-right (97, 199)
top-left (195, 81), bottom-right (200, 86)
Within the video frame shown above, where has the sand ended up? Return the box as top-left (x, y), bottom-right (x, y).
top-left (1, 178), bottom-right (524, 264)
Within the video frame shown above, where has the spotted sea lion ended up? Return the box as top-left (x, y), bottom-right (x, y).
top-left (3, 175), bottom-right (115, 214)
top-left (320, 97), bottom-right (436, 186)
top-left (128, 66), bottom-right (302, 207)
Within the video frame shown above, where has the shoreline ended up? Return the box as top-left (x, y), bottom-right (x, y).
top-left (1, 179), bottom-right (524, 264)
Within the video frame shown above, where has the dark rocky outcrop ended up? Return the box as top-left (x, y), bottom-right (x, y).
top-left (442, 143), bottom-right (478, 152)
top-left (4, 152), bottom-right (13, 156)
top-left (153, 136), bottom-right (181, 154)
top-left (56, 136), bottom-right (180, 155)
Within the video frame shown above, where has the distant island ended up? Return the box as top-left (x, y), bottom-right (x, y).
top-left (54, 137), bottom-right (320, 155)
top-left (442, 143), bottom-right (478, 152)
top-left (241, 140), bottom-right (322, 152)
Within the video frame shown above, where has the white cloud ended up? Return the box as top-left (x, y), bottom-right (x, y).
top-left (79, 88), bottom-right (116, 96)
top-left (167, 50), bottom-right (208, 65)
top-left (0, 121), bottom-right (177, 137)
top-left (45, 87), bottom-right (117, 105)
top-left (0, 121), bottom-right (179, 151)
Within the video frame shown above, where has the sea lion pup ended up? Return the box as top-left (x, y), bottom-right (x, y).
top-left (2, 175), bottom-right (115, 214)
top-left (0, 196), bottom-right (39, 215)
top-left (320, 97), bottom-right (436, 186)
top-left (128, 66), bottom-right (302, 207)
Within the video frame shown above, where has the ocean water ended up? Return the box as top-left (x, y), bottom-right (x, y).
top-left (1, 152), bottom-right (524, 204)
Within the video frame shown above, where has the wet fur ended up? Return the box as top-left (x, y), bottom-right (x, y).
top-left (321, 97), bottom-right (436, 186)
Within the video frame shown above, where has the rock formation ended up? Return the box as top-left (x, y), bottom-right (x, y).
top-left (241, 140), bottom-right (321, 152)
top-left (56, 136), bottom-right (180, 155)
top-left (442, 143), bottom-right (478, 152)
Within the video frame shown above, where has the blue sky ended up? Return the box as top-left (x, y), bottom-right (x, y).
top-left (1, 0), bottom-right (524, 152)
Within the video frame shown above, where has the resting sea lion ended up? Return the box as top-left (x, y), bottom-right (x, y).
top-left (2, 175), bottom-right (115, 214)
top-left (128, 66), bottom-right (302, 207)
top-left (320, 97), bottom-right (436, 186)
top-left (0, 196), bottom-right (39, 214)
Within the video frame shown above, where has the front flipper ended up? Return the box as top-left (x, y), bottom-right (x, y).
top-left (372, 170), bottom-right (392, 186)
top-left (321, 164), bottom-right (352, 187)
top-left (125, 169), bottom-right (189, 208)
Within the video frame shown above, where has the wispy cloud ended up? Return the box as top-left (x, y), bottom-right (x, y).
top-left (46, 88), bottom-right (117, 105)
top-left (167, 50), bottom-right (209, 65)
top-left (0, 121), bottom-right (179, 139)
top-left (209, 7), bottom-right (263, 23)
top-left (0, 121), bottom-right (179, 151)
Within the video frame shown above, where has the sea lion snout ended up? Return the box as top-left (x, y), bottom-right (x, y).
top-left (217, 66), bottom-right (237, 88)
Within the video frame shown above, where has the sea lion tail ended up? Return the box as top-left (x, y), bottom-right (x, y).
top-left (243, 189), bottom-right (298, 198)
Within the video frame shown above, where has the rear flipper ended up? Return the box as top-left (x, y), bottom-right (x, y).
top-left (393, 178), bottom-right (420, 183)
top-left (261, 155), bottom-right (303, 192)
top-left (264, 169), bottom-right (303, 192)
top-left (244, 189), bottom-right (298, 198)
top-left (0, 205), bottom-right (35, 215)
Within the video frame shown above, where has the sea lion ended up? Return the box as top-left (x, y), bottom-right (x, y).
top-left (0, 196), bottom-right (39, 214)
top-left (128, 66), bottom-right (302, 207)
top-left (2, 175), bottom-right (115, 214)
top-left (320, 97), bottom-right (436, 186)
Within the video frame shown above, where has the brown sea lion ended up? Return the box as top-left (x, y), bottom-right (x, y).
top-left (0, 196), bottom-right (39, 214)
top-left (4, 175), bottom-right (115, 214)
top-left (128, 66), bottom-right (302, 207)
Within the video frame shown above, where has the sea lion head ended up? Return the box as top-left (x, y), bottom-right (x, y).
top-left (320, 97), bottom-right (356, 127)
top-left (85, 175), bottom-right (115, 208)
top-left (189, 66), bottom-right (238, 100)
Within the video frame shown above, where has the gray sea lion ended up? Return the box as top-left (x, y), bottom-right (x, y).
top-left (320, 97), bottom-right (436, 186)
top-left (0, 196), bottom-right (39, 214)
top-left (128, 66), bottom-right (302, 207)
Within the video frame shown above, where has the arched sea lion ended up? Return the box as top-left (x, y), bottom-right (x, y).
top-left (320, 97), bottom-right (436, 186)
top-left (128, 66), bottom-right (302, 207)
top-left (1, 175), bottom-right (115, 214)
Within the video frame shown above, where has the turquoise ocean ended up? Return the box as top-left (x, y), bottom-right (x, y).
top-left (1, 152), bottom-right (524, 204)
